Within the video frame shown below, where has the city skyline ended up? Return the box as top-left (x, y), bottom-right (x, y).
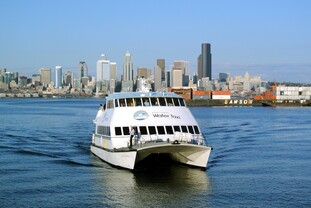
top-left (1, 0), bottom-right (311, 83)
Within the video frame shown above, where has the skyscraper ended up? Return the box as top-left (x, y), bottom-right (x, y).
top-left (55, 65), bottom-right (62, 88)
top-left (123, 51), bottom-right (133, 81)
top-left (110, 62), bottom-right (117, 81)
top-left (156, 59), bottom-right (165, 81)
top-left (96, 54), bottom-right (110, 82)
top-left (78, 61), bottom-right (88, 83)
top-left (39, 68), bottom-right (51, 86)
top-left (154, 65), bottom-right (162, 91)
top-left (198, 43), bottom-right (212, 80)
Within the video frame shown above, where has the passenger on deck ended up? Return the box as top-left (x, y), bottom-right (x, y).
top-left (129, 126), bottom-right (135, 148)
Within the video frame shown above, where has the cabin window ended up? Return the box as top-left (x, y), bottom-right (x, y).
top-left (158, 97), bottom-right (166, 106)
top-left (188, 126), bottom-right (194, 134)
top-left (179, 98), bottom-right (185, 106)
top-left (123, 126), bottom-right (130, 135)
top-left (114, 99), bottom-right (119, 108)
top-left (150, 98), bottom-right (158, 106)
top-left (115, 127), bottom-right (122, 136)
top-left (126, 98), bottom-right (134, 107)
top-left (166, 98), bottom-right (174, 106)
top-left (193, 126), bottom-right (200, 134)
top-left (107, 100), bottom-right (114, 109)
top-left (157, 126), bottom-right (165, 135)
top-left (97, 126), bottom-right (104, 135)
top-left (165, 126), bottom-right (174, 134)
top-left (181, 125), bottom-right (188, 133)
top-left (148, 126), bottom-right (157, 134)
top-left (97, 126), bottom-right (110, 136)
top-left (139, 126), bottom-right (148, 135)
top-left (119, 99), bottom-right (126, 107)
top-left (173, 98), bottom-right (180, 106)
top-left (173, 126), bottom-right (181, 132)
top-left (280, 91), bottom-right (284, 95)
top-left (142, 98), bottom-right (151, 106)
top-left (134, 98), bottom-right (142, 106)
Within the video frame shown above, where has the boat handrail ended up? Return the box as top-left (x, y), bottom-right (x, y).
top-left (137, 132), bottom-right (206, 146)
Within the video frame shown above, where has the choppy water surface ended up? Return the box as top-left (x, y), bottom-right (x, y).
top-left (0, 98), bottom-right (310, 207)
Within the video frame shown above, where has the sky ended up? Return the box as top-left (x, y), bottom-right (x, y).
top-left (1, 0), bottom-right (311, 83)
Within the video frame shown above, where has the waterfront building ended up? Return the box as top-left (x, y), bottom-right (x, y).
top-left (137, 67), bottom-right (151, 79)
top-left (39, 68), bottom-right (51, 86)
top-left (154, 65), bottom-right (162, 91)
top-left (19, 76), bottom-right (27, 88)
top-left (63, 71), bottom-right (74, 87)
top-left (157, 59), bottom-right (165, 82)
top-left (123, 51), bottom-right (133, 81)
top-left (78, 61), bottom-right (88, 83)
top-left (55, 65), bottom-right (62, 88)
top-left (96, 54), bottom-right (110, 82)
top-left (166, 71), bottom-right (170, 87)
top-left (198, 43), bottom-right (212, 80)
top-left (110, 62), bottom-right (117, 81)
top-left (4, 72), bottom-right (14, 85)
top-left (277, 86), bottom-right (311, 100)
top-left (219, 73), bottom-right (230, 83)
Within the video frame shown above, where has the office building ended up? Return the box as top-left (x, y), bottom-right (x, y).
top-left (157, 59), bottom-right (165, 81)
top-left (154, 65), bottom-right (162, 91)
top-left (198, 43), bottom-right (212, 80)
top-left (78, 61), bottom-right (88, 83)
top-left (39, 68), bottom-right (51, 86)
top-left (97, 54), bottom-right (110, 82)
top-left (63, 71), bottom-right (74, 87)
top-left (110, 62), bottom-right (117, 81)
top-left (123, 51), bottom-right (133, 81)
top-left (55, 65), bottom-right (62, 88)
top-left (137, 67), bottom-right (151, 79)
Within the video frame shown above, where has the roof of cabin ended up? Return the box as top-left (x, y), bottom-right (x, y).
top-left (106, 91), bottom-right (183, 99)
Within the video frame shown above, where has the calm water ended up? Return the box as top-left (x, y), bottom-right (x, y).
top-left (0, 98), bottom-right (310, 208)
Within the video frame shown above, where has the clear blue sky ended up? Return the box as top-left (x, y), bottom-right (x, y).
top-left (1, 0), bottom-right (311, 83)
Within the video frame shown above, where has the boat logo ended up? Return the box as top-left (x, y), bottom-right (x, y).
top-left (133, 110), bottom-right (149, 120)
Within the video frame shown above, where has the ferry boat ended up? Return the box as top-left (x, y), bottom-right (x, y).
top-left (90, 79), bottom-right (213, 170)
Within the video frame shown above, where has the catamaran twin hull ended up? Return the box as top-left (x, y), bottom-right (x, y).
top-left (91, 139), bottom-right (212, 170)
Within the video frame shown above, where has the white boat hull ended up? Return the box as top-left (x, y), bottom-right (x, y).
top-left (91, 143), bottom-right (212, 170)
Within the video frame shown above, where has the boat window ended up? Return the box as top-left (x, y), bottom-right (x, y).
top-left (97, 126), bottom-right (110, 136)
top-left (157, 126), bottom-right (165, 135)
top-left (106, 127), bottom-right (110, 136)
top-left (139, 126), bottom-right (148, 135)
top-left (97, 126), bottom-right (104, 135)
top-left (173, 126), bottom-right (180, 132)
top-left (165, 126), bottom-right (174, 134)
top-left (179, 98), bottom-right (185, 106)
top-left (119, 99), bottom-right (126, 107)
top-left (126, 98), bottom-right (134, 107)
top-left (114, 99), bottom-right (119, 108)
top-left (107, 100), bottom-right (114, 109)
top-left (115, 127), bottom-right (122, 135)
top-left (173, 98), bottom-right (180, 106)
top-left (150, 98), bottom-right (158, 106)
top-left (188, 126), bottom-right (194, 134)
top-left (134, 98), bottom-right (142, 106)
top-left (123, 127), bottom-right (130, 135)
top-left (148, 126), bottom-right (157, 134)
top-left (142, 98), bottom-right (151, 106)
top-left (181, 125), bottom-right (188, 133)
top-left (193, 126), bottom-right (200, 134)
top-left (166, 98), bottom-right (174, 106)
top-left (158, 97), bottom-right (166, 106)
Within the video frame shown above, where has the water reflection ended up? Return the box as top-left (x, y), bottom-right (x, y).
top-left (91, 158), bottom-right (211, 207)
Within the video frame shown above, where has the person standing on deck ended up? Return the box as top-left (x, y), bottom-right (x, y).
top-left (129, 126), bottom-right (135, 148)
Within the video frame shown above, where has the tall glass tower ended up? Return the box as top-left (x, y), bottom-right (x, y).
top-left (55, 65), bottom-right (62, 88)
top-left (78, 61), bottom-right (88, 83)
top-left (198, 43), bottom-right (212, 80)
top-left (123, 51), bottom-right (133, 81)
